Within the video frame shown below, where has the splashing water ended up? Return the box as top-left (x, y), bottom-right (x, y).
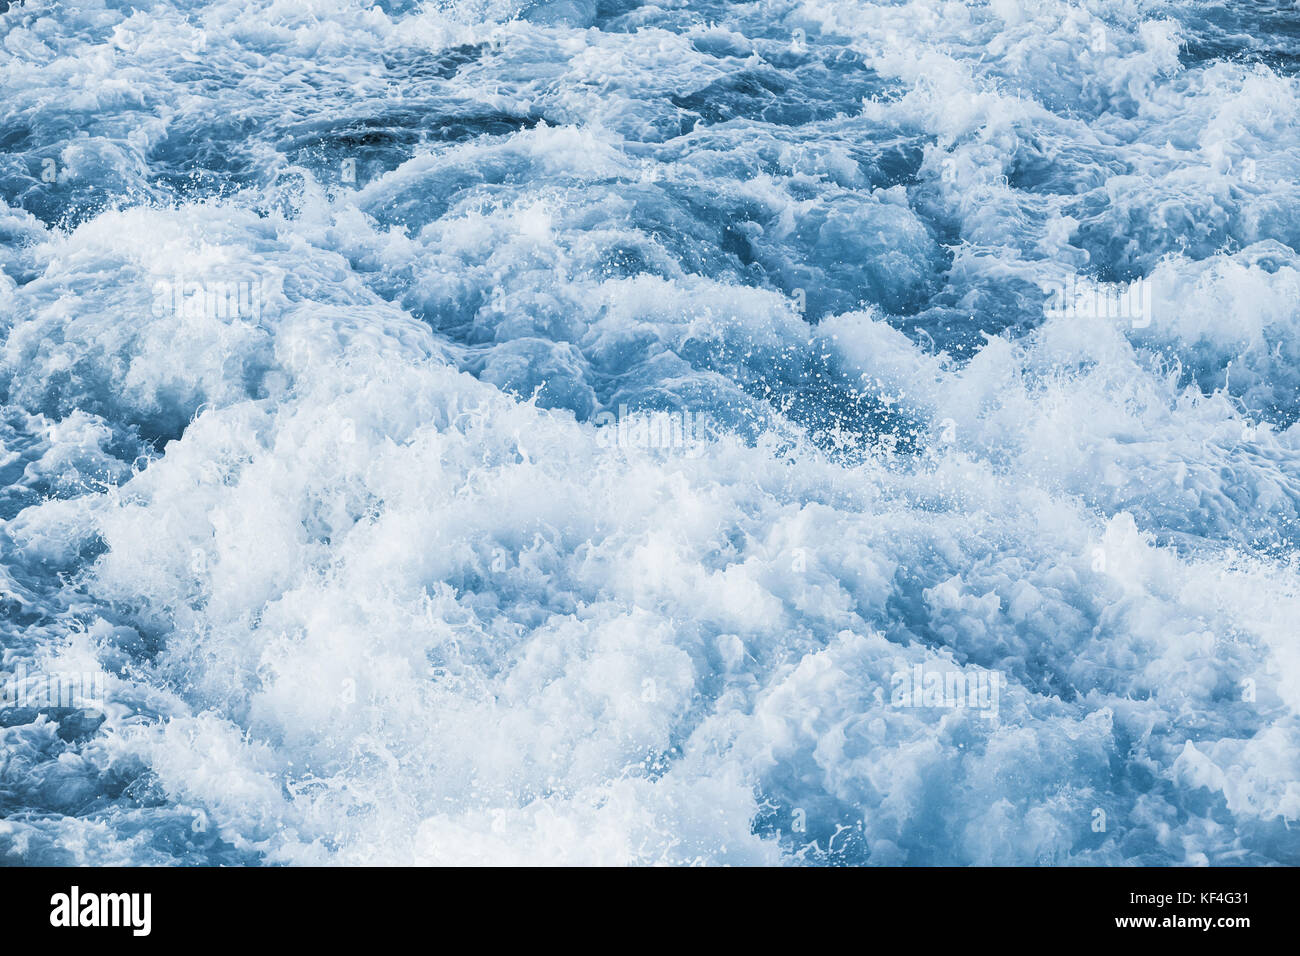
top-left (1, 0), bottom-right (1299, 865)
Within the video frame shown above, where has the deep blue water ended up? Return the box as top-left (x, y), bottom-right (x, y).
top-left (2, 0), bottom-right (1299, 865)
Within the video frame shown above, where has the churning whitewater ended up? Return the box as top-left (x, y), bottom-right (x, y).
top-left (2, 0), bottom-right (1299, 866)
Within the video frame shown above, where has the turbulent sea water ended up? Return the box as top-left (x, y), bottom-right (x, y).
top-left (1, 0), bottom-right (1299, 866)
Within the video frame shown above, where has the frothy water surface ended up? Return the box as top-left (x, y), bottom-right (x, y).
top-left (2, 0), bottom-right (1299, 865)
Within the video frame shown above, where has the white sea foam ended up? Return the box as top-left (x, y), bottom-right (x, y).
top-left (1, 0), bottom-right (1298, 865)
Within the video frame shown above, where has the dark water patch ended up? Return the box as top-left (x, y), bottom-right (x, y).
top-left (1171, 0), bottom-right (1300, 74)
top-left (382, 43), bottom-right (489, 80)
